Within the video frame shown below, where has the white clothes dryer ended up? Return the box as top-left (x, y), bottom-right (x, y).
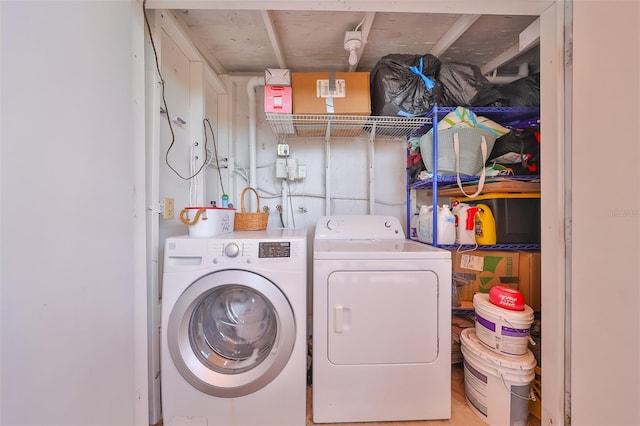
top-left (312, 215), bottom-right (451, 423)
top-left (161, 229), bottom-right (307, 426)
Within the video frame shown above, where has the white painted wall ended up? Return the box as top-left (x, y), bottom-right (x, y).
top-left (226, 78), bottom-right (407, 231)
top-left (571, 1), bottom-right (640, 424)
top-left (158, 27), bottom-right (194, 240)
top-left (1, 1), bottom-right (640, 425)
top-left (1, 1), bottom-right (146, 425)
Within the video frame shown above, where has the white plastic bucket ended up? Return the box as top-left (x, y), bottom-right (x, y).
top-left (460, 328), bottom-right (536, 426)
top-left (473, 293), bottom-right (534, 356)
top-left (179, 207), bottom-right (235, 237)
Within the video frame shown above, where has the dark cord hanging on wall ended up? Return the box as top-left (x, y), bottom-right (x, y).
top-left (143, 0), bottom-right (208, 181)
top-left (203, 118), bottom-right (225, 196)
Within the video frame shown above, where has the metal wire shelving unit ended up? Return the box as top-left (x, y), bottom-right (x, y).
top-left (265, 113), bottom-right (432, 140)
top-left (264, 108), bottom-right (541, 248)
top-left (408, 105), bottom-right (541, 250)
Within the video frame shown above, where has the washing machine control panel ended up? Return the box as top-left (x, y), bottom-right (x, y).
top-left (258, 241), bottom-right (291, 258)
top-left (218, 240), bottom-right (296, 262)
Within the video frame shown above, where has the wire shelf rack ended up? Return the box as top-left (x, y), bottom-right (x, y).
top-left (265, 113), bottom-right (432, 140)
top-left (438, 243), bottom-right (541, 250)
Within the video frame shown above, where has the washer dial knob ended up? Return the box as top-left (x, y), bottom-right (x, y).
top-left (326, 220), bottom-right (338, 230)
top-left (224, 242), bottom-right (240, 258)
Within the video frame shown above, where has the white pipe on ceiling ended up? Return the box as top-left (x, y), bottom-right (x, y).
top-left (486, 62), bottom-right (530, 84)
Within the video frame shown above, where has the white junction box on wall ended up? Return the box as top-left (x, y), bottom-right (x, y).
top-left (276, 158), bottom-right (306, 180)
top-left (276, 158), bottom-right (287, 178)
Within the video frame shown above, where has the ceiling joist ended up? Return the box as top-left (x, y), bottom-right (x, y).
top-left (145, 0), bottom-right (554, 16)
top-left (481, 17), bottom-right (540, 76)
top-left (348, 12), bottom-right (376, 72)
top-left (428, 14), bottom-right (481, 58)
top-left (261, 10), bottom-right (287, 69)
top-left (168, 10), bottom-right (228, 75)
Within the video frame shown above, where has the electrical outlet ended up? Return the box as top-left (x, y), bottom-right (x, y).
top-left (277, 143), bottom-right (290, 157)
top-left (163, 197), bottom-right (174, 219)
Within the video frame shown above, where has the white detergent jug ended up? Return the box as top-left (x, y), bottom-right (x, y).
top-left (453, 202), bottom-right (479, 245)
top-left (409, 211), bottom-right (420, 240)
top-left (417, 204), bottom-right (455, 245)
top-left (416, 205), bottom-right (433, 243)
top-left (452, 202), bottom-right (464, 229)
top-left (437, 204), bottom-right (456, 244)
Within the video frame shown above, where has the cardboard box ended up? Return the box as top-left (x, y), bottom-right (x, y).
top-left (264, 68), bottom-right (291, 86)
top-left (518, 251), bottom-right (541, 312)
top-left (291, 72), bottom-right (371, 137)
top-left (452, 249), bottom-right (541, 312)
top-left (292, 72), bottom-right (371, 115)
top-left (452, 250), bottom-right (519, 302)
top-left (264, 85), bottom-right (292, 113)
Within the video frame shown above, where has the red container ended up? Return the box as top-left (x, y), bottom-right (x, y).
top-left (489, 285), bottom-right (525, 311)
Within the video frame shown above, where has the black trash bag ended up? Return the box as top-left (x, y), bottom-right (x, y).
top-left (487, 128), bottom-right (541, 174)
top-left (495, 72), bottom-right (541, 107)
top-left (437, 61), bottom-right (503, 107)
top-left (370, 53), bottom-right (443, 117)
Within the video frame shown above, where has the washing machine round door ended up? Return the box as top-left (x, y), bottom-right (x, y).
top-left (167, 269), bottom-right (296, 397)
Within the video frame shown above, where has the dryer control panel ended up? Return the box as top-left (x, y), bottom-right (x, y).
top-left (314, 215), bottom-right (405, 240)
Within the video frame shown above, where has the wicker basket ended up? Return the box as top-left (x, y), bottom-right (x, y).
top-left (234, 187), bottom-right (269, 231)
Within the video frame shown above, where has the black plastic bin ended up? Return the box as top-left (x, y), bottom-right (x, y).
top-left (454, 192), bottom-right (541, 244)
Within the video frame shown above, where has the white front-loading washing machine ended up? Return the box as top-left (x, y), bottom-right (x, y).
top-left (161, 229), bottom-right (307, 426)
top-left (312, 215), bottom-right (451, 423)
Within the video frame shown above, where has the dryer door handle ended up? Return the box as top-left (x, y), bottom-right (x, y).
top-left (334, 304), bottom-right (344, 332)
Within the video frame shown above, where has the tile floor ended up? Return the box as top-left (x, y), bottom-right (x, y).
top-left (154, 364), bottom-right (541, 426)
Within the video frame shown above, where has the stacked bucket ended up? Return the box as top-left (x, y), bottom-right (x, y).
top-left (460, 286), bottom-right (536, 425)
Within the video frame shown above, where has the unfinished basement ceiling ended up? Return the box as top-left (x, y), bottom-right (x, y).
top-left (163, 8), bottom-right (540, 80)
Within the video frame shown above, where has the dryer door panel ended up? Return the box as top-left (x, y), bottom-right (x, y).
top-left (327, 270), bottom-right (439, 365)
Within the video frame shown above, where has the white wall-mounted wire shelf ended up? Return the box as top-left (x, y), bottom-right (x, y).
top-left (265, 113), bottom-right (432, 140)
